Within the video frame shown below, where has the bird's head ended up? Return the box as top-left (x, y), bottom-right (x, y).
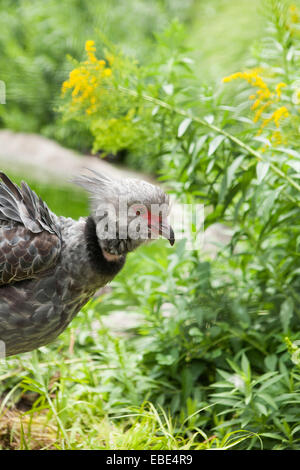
top-left (74, 170), bottom-right (175, 260)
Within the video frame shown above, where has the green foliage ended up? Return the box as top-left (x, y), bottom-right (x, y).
top-left (60, 21), bottom-right (197, 172)
top-left (1, 0), bottom-right (300, 451)
top-left (0, 0), bottom-right (193, 152)
top-left (56, 0), bottom-right (300, 449)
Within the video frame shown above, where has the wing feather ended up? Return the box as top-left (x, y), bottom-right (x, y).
top-left (0, 173), bottom-right (61, 285)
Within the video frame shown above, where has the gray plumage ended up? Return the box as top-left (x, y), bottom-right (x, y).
top-left (0, 171), bottom-right (174, 356)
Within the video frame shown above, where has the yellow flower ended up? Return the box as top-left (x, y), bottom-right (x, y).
top-left (103, 68), bottom-right (112, 77)
top-left (253, 100), bottom-right (272, 123)
top-left (85, 40), bottom-right (96, 52)
top-left (87, 52), bottom-right (98, 63)
top-left (271, 130), bottom-right (284, 146)
top-left (289, 4), bottom-right (300, 23)
top-left (223, 69), bottom-right (268, 92)
top-left (275, 82), bottom-right (287, 99)
top-left (95, 60), bottom-right (106, 71)
top-left (62, 39), bottom-right (114, 116)
top-left (223, 69), bottom-right (290, 149)
top-left (86, 107), bottom-right (94, 115)
top-left (272, 106), bottom-right (289, 127)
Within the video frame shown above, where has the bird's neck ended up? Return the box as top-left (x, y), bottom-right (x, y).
top-left (84, 216), bottom-right (126, 279)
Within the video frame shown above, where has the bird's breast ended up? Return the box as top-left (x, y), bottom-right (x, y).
top-left (0, 266), bottom-right (98, 356)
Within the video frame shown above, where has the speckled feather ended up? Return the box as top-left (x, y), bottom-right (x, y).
top-left (0, 171), bottom-right (171, 356)
top-left (0, 174), bottom-right (124, 356)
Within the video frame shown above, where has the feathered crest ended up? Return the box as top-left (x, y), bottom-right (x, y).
top-left (73, 169), bottom-right (112, 194)
top-left (73, 169), bottom-right (169, 210)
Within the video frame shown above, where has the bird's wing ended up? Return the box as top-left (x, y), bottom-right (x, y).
top-left (0, 172), bottom-right (61, 286)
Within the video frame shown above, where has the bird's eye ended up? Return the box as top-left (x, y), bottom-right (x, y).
top-left (136, 210), bottom-right (141, 216)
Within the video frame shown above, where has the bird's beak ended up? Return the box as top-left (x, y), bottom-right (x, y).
top-left (159, 222), bottom-right (175, 246)
top-left (147, 213), bottom-right (175, 246)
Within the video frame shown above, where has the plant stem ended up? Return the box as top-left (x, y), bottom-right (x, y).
top-left (118, 86), bottom-right (300, 199)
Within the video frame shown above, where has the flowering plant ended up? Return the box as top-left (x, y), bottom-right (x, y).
top-left (59, 22), bottom-right (200, 169)
top-left (60, 1), bottom-right (300, 333)
top-left (58, 1), bottom-right (300, 449)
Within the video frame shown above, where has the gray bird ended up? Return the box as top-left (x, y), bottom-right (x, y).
top-left (0, 170), bottom-right (174, 356)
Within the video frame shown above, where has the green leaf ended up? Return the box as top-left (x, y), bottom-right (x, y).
top-left (264, 354), bottom-right (277, 371)
top-left (258, 188), bottom-right (281, 219)
top-left (208, 135), bottom-right (225, 156)
top-left (280, 298), bottom-right (294, 333)
top-left (162, 83), bottom-right (174, 95)
top-left (241, 354), bottom-right (251, 380)
top-left (286, 160), bottom-right (300, 172)
top-left (177, 118), bottom-right (192, 137)
top-left (206, 159), bottom-right (215, 174)
top-left (255, 402), bottom-right (268, 416)
top-left (259, 392), bottom-right (278, 409)
top-left (256, 161), bottom-right (270, 183)
top-left (259, 374), bottom-right (283, 392)
top-left (218, 172), bottom-right (228, 204)
top-left (227, 155), bottom-right (245, 187)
